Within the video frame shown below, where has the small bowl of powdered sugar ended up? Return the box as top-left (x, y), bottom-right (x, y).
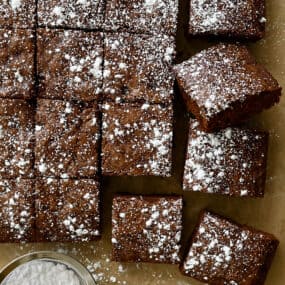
top-left (0, 251), bottom-right (96, 285)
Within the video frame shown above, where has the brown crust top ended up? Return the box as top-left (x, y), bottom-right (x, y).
top-left (0, 1), bottom-right (36, 28)
top-left (189, 0), bottom-right (266, 39)
top-left (0, 179), bottom-right (35, 242)
top-left (37, 29), bottom-right (103, 101)
top-left (103, 32), bottom-right (175, 104)
top-left (0, 99), bottom-right (34, 179)
top-left (101, 102), bottom-right (173, 176)
top-left (0, 29), bottom-right (35, 99)
top-left (112, 195), bottom-right (183, 263)
top-left (38, 0), bottom-right (105, 29)
top-left (183, 120), bottom-right (268, 197)
top-left (35, 178), bottom-right (100, 242)
top-left (104, 0), bottom-right (178, 36)
top-left (35, 99), bottom-right (100, 178)
top-left (181, 210), bottom-right (279, 285)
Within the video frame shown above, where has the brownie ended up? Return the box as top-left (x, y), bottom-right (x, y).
top-left (0, 179), bottom-right (35, 243)
top-left (183, 120), bottom-right (268, 197)
top-left (103, 32), bottom-right (175, 104)
top-left (37, 29), bottom-right (103, 101)
top-left (189, 0), bottom-right (266, 40)
top-left (173, 44), bottom-right (282, 132)
top-left (35, 178), bottom-right (101, 242)
top-left (0, 29), bottom-right (35, 99)
top-left (104, 0), bottom-right (178, 36)
top-left (0, 0), bottom-right (36, 28)
top-left (101, 102), bottom-right (173, 176)
top-left (181, 211), bottom-right (279, 285)
top-left (112, 195), bottom-right (183, 263)
top-left (35, 99), bottom-right (100, 178)
top-left (0, 99), bottom-right (34, 179)
top-left (37, 0), bottom-right (105, 29)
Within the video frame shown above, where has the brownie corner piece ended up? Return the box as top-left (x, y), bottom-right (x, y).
top-left (0, 99), bottom-right (34, 179)
top-left (104, 0), bottom-right (178, 36)
top-left (183, 120), bottom-right (268, 197)
top-left (0, 1), bottom-right (36, 28)
top-left (101, 102), bottom-right (173, 176)
top-left (181, 210), bottom-right (279, 285)
top-left (0, 28), bottom-right (35, 99)
top-left (173, 43), bottom-right (282, 132)
top-left (35, 99), bottom-right (100, 178)
top-left (103, 32), bottom-right (175, 104)
top-left (37, 0), bottom-right (105, 29)
top-left (37, 28), bottom-right (103, 101)
top-left (35, 178), bottom-right (101, 242)
top-left (0, 179), bottom-right (35, 243)
top-left (112, 195), bottom-right (183, 263)
top-left (189, 0), bottom-right (266, 40)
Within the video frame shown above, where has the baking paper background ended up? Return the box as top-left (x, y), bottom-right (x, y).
top-left (1, 0), bottom-right (285, 284)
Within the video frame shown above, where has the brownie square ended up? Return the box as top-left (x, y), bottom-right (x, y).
top-left (35, 178), bottom-right (101, 242)
top-left (189, 0), bottom-right (266, 40)
top-left (183, 120), bottom-right (268, 197)
top-left (0, 29), bottom-right (35, 99)
top-left (104, 0), bottom-right (178, 36)
top-left (0, 99), bottom-right (34, 179)
top-left (35, 99), bottom-right (100, 178)
top-left (0, 0), bottom-right (36, 28)
top-left (181, 211), bottom-right (279, 285)
top-left (101, 102), bottom-right (173, 176)
top-left (37, 29), bottom-right (103, 101)
top-left (112, 195), bottom-right (183, 263)
top-left (103, 33), bottom-right (175, 104)
top-left (173, 44), bottom-right (282, 132)
top-left (0, 179), bottom-right (35, 242)
top-left (37, 0), bottom-right (105, 29)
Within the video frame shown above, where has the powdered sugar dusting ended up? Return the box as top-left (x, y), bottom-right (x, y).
top-left (183, 120), bottom-right (268, 197)
top-left (112, 195), bottom-right (182, 263)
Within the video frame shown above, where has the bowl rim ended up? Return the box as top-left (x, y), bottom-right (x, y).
top-left (0, 251), bottom-right (96, 285)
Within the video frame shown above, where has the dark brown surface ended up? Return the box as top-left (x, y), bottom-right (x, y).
top-left (0, 0), bottom-right (36, 28)
top-left (103, 32), bottom-right (175, 104)
top-left (0, 99), bottom-right (34, 179)
top-left (0, 29), bottom-right (35, 99)
top-left (37, 0), bottom-right (105, 29)
top-left (104, 0), bottom-right (178, 36)
top-left (35, 99), bottom-right (100, 178)
top-left (37, 29), bottom-right (103, 101)
top-left (35, 178), bottom-right (101, 242)
top-left (173, 43), bottom-right (282, 132)
top-left (112, 195), bottom-right (183, 264)
top-left (181, 210), bottom-right (279, 285)
top-left (183, 120), bottom-right (268, 197)
top-left (188, 0), bottom-right (266, 40)
top-left (101, 102), bottom-right (173, 176)
top-left (0, 179), bottom-right (35, 243)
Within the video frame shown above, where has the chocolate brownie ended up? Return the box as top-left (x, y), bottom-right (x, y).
top-left (0, 29), bottom-right (35, 99)
top-left (104, 0), bottom-right (178, 36)
top-left (101, 102), bottom-right (173, 176)
top-left (37, 0), bottom-right (105, 29)
top-left (0, 99), bottom-right (34, 179)
top-left (35, 99), bottom-right (100, 178)
top-left (35, 178), bottom-right (101, 242)
top-left (37, 29), bottom-right (103, 101)
top-left (181, 211), bottom-right (279, 285)
top-left (112, 195), bottom-right (182, 263)
top-left (0, 179), bottom-right (35, 243)
top-left (0, 0), bottom-right (36, 28)
top-left (173, 44), bottom-right (282, 132)
top-left (103, 32), bottom-right (175, 104)
top-left (188, 0), bottom-right (266, 40)
top-left (183, 120), bottom-right (268, 197)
